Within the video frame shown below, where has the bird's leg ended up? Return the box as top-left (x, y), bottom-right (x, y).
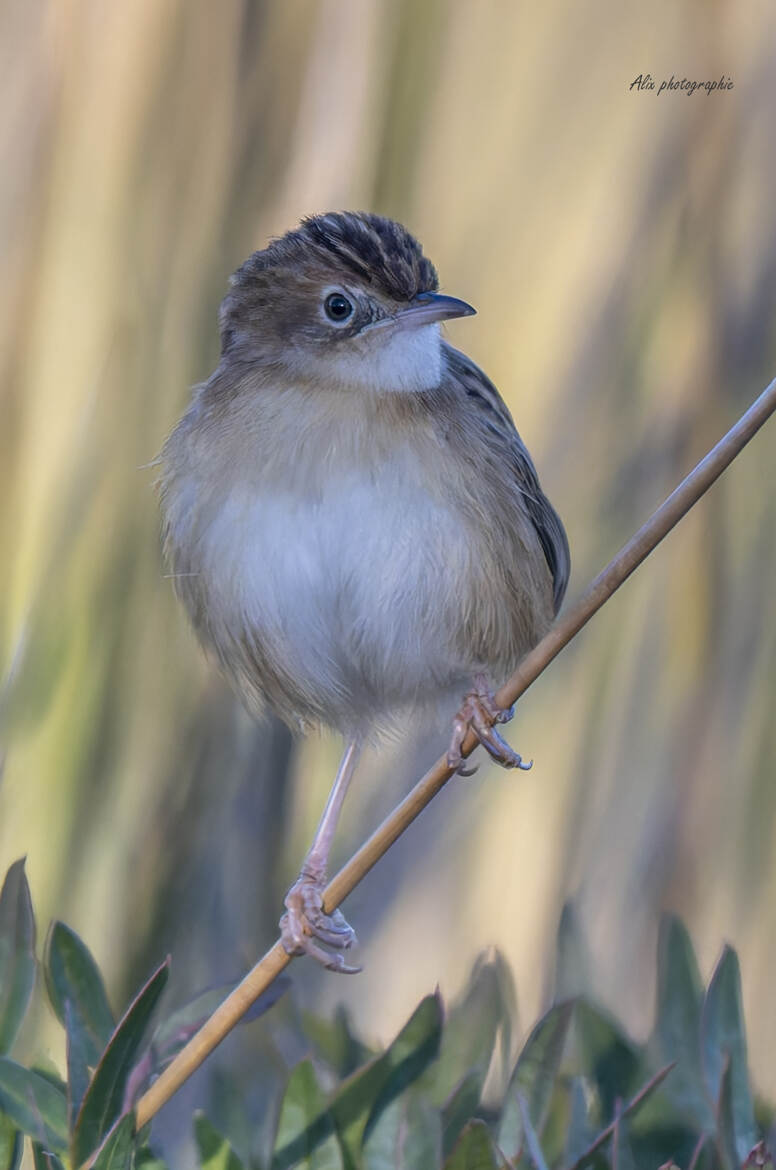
top-left (279, 738), bottom-right (362, 974)
top-left (447, 672), bottom-right (533, 773)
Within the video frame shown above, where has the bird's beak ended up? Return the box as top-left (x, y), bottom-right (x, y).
top-left (393, 292), bottom-right (476, 330)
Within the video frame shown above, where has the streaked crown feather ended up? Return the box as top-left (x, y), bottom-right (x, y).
top-left (231, 211), bottom-right (439, 304)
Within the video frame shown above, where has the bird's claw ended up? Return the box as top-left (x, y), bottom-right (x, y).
top-left (279, 871), bottom-right (362, 974)
top-left (447, 678), bottom-right (532, 773)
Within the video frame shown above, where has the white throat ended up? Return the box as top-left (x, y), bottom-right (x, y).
top-left (320, 322), bottom-right (443, 394)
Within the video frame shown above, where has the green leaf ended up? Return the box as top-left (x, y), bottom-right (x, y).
top-left (565, 1063), bottom-right (675, 1170)
top-left (195, 1114), bottom-right (246, 1170)
top-left (652, 915), bottom-right (713, 1130)
top-left (563, 1078), bottom-right (597, 1166)
top-left (0, 1059), bottom-right (68, 1153)
top-left (71, 958), bottom-right (169, 1167)
top-left (66, 998), bottom-right (98, 1130)
top-left (31, 1143), bottom-right (66, 1170)
top-left (45, 922), bottom-right (115, 1131)
top-left (570, 1001), bottom-right (641, 1118)
top-left (611, 1111), bottom-right (637, 1170)
top-left (362, 1092), bottom-right (441, 1170)
top-left (271, 1060), bottom-right (341, 1170)
top-left (30, 1067), bottom-right (66, 1097)
top-left (207, 1067), bottom-right (262, 1169)
top-left (0, 1113), bottom-right (22, 1170)
top-left (420, 950), bottom-right (512, 1106)
top-left (444, 1120), bottom-right (506, 1170)
top-left (518, 1094), bottom-right (550, 1170)
top-left (716, 1057), bottom-right (739, 1170)
top-left (702, 946), bottom-right (756, 1160)
top-left (136, 1145), bottom-right (169, 1170)
top-left (302, 1005), bottom-right (374, 1079)
top-left (332, 993), bottom-right (442, 1167)
top-left (441, 1072), bottom-right (483, 1159)
top-left (44, 922), bottom-right (114, 1051)
top-left (91, 1112), bottom-right (136, 1170)
top-left (0, 860), bottom-right (36, 1055)
top-left (497, 1001), bottom-right (572, 1161)
top-left (553, 903), bottom-right (591, 1002)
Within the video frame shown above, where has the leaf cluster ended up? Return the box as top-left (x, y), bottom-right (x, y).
top-left (0, 861), bottom-right (770, 1170)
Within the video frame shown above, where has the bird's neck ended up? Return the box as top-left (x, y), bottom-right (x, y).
top-left (190, 366), bottom-right (445, 497)
top-left (310, 322), bottom-right (444, 395)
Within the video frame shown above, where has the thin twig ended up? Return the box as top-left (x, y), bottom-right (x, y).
top-left (135, 376), bottom-right (776, 1133)
top-left (566, 1063), bottom-right (676, 1170)
top-left (687, 1132), bottom-right (708, 1170)
top-left (612, 1098), bottom-right (624, 1170)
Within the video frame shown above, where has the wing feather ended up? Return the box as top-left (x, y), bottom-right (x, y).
top-left (443, 344), bottom-right (570, 614)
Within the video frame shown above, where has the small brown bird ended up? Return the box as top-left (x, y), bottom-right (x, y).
top-left (159, 212), bottom-right (569, 972)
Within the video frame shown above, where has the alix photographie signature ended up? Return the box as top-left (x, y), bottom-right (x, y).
top-left (630, 73), bottom-right (734, 96)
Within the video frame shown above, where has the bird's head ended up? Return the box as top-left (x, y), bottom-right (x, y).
top-left (218, 211), bottom-right (475, 394)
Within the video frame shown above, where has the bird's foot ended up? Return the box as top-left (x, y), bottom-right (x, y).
top-left (279, 868), bottom-right (361, 974)
top-left (447, 674), bottom-right (533, 773)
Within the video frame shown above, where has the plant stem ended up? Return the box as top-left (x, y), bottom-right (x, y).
top-left (567, 1062), bottom-right (676, 1170)
top-left (134, 374), bottom-right (776, 1134)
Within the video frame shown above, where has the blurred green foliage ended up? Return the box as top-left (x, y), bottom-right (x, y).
top-left (1, 859), bottom-right (773, 1170)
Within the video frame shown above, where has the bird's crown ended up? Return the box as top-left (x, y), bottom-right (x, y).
top-left (231, 211), bottom-right (439, 304)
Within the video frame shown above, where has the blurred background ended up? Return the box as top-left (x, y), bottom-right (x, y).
top-left (1, 0), bottom-right (776, 1158)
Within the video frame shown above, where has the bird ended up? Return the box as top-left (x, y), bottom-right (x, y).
top-left (158, 211), bottom-right (569, 973)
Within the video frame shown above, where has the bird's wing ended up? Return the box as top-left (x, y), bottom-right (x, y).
top-left (443, 343), bottom-right (570, 614)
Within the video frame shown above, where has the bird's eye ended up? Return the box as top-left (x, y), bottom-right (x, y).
top-left (324, 292), bottom-right (354, 323)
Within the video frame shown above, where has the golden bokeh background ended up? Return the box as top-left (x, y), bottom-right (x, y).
top-left (2, 0), bottom-right (776, 1149)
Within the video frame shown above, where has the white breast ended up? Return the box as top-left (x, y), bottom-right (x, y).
top-left (193, 460), bottom-right (475, 729)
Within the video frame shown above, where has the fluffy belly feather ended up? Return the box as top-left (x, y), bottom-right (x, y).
top-left (183, 470), bottom-right (487, 730)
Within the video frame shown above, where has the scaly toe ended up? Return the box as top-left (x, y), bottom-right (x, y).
top-left (478, 723), bottom-right (533, 770)
top-left (306, 915), bottom-right (357, 950)
top-left (280, 875), bottom-right (360, 973)
top-left (448, 682), bottom-right (530, 773)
